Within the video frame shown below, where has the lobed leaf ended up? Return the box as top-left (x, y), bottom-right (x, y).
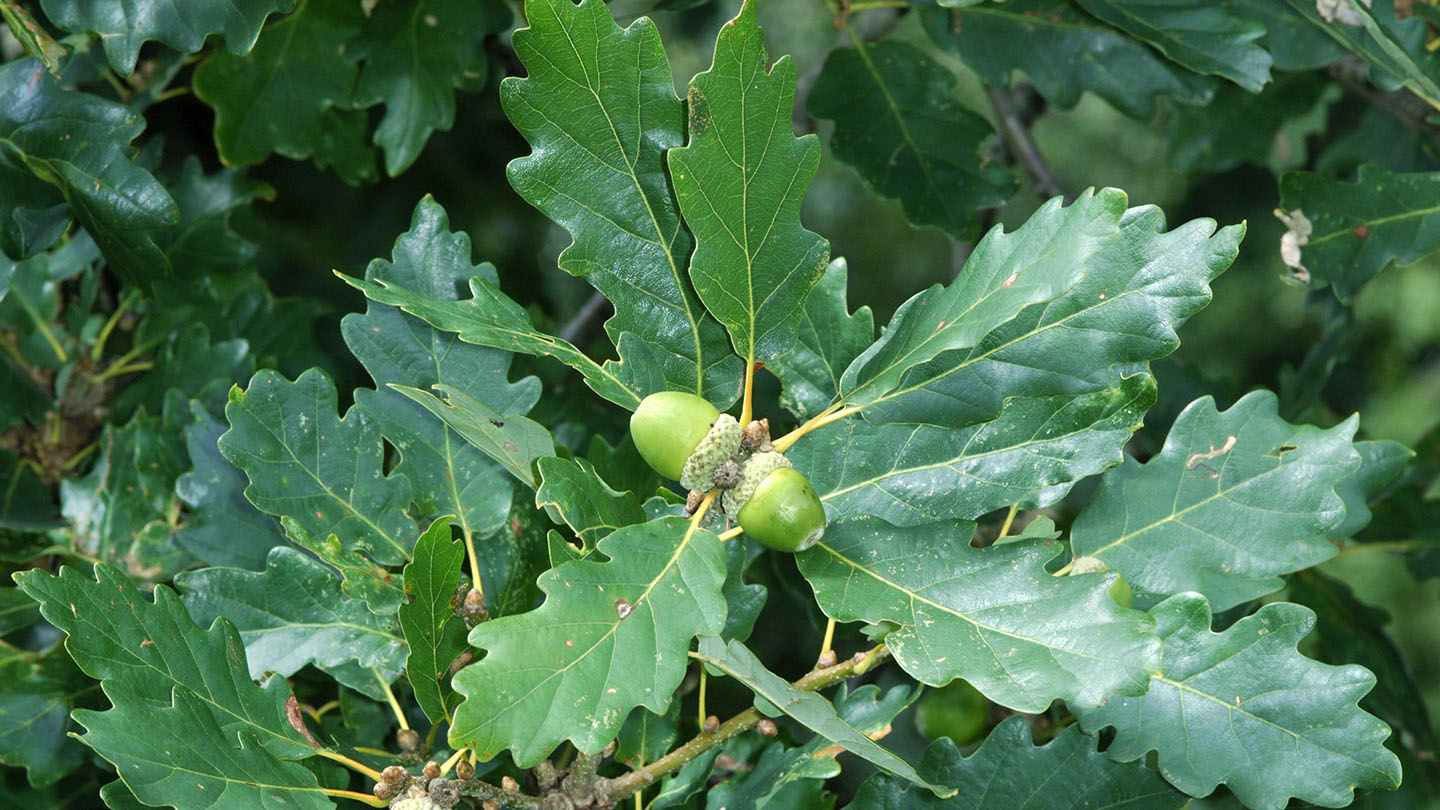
top-left (1281, 0), bottom-right (1440, 106)
top-left (0, 644), bottom-right (92, 788)
top-left (1070, 390), bottom-right (1362, 611)
top-left (808, 39), bottom-right (1014, 240)
top-left (1073, 0), bottom-right (1272, 91)
top-left (1078, 594), bottom-right (1402, 810)
top-left (393, 383), bottom-right (555, 490)
top-left (175, 403), bottom-right (287, 571)
top-left (502, 0), bottom-right (741, 403)
top-left (220, 368), bottom-right (417, 567)
top-left (39, 0), bottom-right (292, 75)
top-left (670, 0), bottom-right (830, 362)
top-left (449, 517), bottom-right (727, 765)
top-left (765, 259), bottom-right (874, 420)
top-left (398, 519), bottom-right (469, 724)
top-left (536, 457), bottom-right (647, 546)
top-left (798, 519), bottom-right (1161, 711)
top-left (848, 715), bottom-right (1188, 810)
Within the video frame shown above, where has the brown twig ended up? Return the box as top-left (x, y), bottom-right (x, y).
top-left (986, 84), bottom-right (1067, 201)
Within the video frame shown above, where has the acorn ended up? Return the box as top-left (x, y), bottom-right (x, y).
top-left (722, 451), bottom-right (793, 517)
top-left (630, 392), bottom-right (740, 490)
top-left (736, 466), bottom-right (827, 553)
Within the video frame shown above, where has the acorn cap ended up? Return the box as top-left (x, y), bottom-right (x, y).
top-left (723, 451), bottom-right (793, 517)
top-left (738, 466), bottom-right (827, 553)
top-left (680, 414), bottom-right (741, 491)
top-left (630, 391), bottom-right (721, 481)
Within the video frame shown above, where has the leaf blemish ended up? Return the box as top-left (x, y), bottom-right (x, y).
top-left (615, 599), bottom-right (633, 620)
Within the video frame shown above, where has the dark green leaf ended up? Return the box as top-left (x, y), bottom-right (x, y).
top-left (220, 368), bottom-right (417, 567)
top-left (0, 643), bottom-right (94, 787)
top-left (695, 636), bottom-right (950, 796)
top-left (616, 705), bottom-right (679, 769)
top-left (111, 322), bottom-right (253, 420)
top-left (0, 59), bottom-right (179, 288)
top-left (808, 39), bottom-right (1013, 240)
top-left (840, 189), bottom-right (1125, 408)
top-left (1331, 440), bottom-right (1413, 540)
top-left (502, 0), bottom-right (741, 404)
top-left (279, 519), bottom-right (408, 615)
top-left (1078, 594), bottom-right (1402, 810)
top-left (1277, 164), bottom-right (1440, 302)
top-left (393, 383), bottom-right (555, 490)
top-left (398, 518), bottom-right (468, 724)
top-left (1, 450), bottom-right (62, 551)
top-left (798, 519), bottom-right (1160, 711)
top-left (14, 565), bottom-right (314, 759)
top-left (670, 0), bottom-right (830, 362)
top-left (1073, 0), bottom-right (1272, 91)
top-left (449, 516), bottom-right (727, 765)
top-left (176, 546), bottom-right (406, 685)
top-left (351, 0), bottom-right (510, 175)
top-left (536, 456), bottom-right (646, 546)
top-left (1167, 73), bottom-right (1329, 175)
top-left (847, 715), bottom-right (1188, 810)
top-left (1070, 390), bottom-right (1362, 611)
top-left (858, 207), bottom-right (1241, 428)
top-left (918, 1), bottom-right (1213, 118)
top-left (192, 0), bottom-right (363, 168)
top-left (174, 403), bottom-right (287, 570)
top-left (720, 536), bottom-right (765, 643)
top-left (791, 375), bottom-right (1155, 526)
top-left (1281, 0), bottom-right (1440, 105)
top-left (1222, 0), bottom-right (1346, 70)
top-left (39, 0), bottom-right (293, 75)
top-left (766, 259), bottom-right (873, 421)
top-left (157, 157), bottom-right (274, 276)
top-left (0, 587), bottom-right (40, 636)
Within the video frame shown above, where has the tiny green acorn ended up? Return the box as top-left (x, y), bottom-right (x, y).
top-left (630, 391), bottom-right (723, 481)
top-left (738, 466), bottom-right (827, 553)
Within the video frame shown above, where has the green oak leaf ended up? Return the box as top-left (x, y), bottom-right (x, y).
top-left (0, 643), bottom-right (95, 787)
top-left (808, 39), bottom-right (1014, 240)
top-left (696, 636), bottom-right (948, 796)
top-left (1077, 594), bottom-right (1402, 810)
top-left (398, 518), bottom-right (469, 724)
top-left (449, 516), bottom-right (727, 765)
top-left (1167, 73), bottom-right (1329, 175)
top-left (0, 587), bottom-right (40, 636)
top-left (175, 403), bottom-right (287, 571)
top-left (847, 715), bottom-right (1188, 810)
top-left (859, 206), bottom-right (1242, 428)
top-left (720, 536), bottom-right (766, 643)
top-left (1281, 0), bottom-right (1440, 106)
top-left (111, 321), bottom-right (253, 420)
top-left (616, 704), bottom-right (679, 769)
top-left (281, 518), bottom-right (407, 615)
top-left (342, 197), bottom-right (541, 547)
top-left (14, 564), bottom-right (314, 760)
top-left (791, 374), bottom-right (1155, 526)
top-left (1073, 0), bottom-right (1272, 92)
top-left (74, 686), bottom-right (333, 810)
top-left (797, 519), bottom-right (1160, 711)
top-left (501, 0), bottom-right (741, 404)
top-left (840, 188), bottom-right (1125, 408)
top-left (1330, 439), bottom-right (1412, 540)
top-left (392, 383), bottom-right (555, 490)
top-left (1070, 390), bottom-right (1361, 611)
top-left (158, 157), bottom-right (274, 277)
top-left (1223, 0), bottom-right (1345, 70)
top-left (192, 0), bottom-right (362, 168)
top-left (0, 58), bottom-right (179, 288)
top-left (917, 1), bottom-right (1214, 118)
top-left (1, 449), bottom-right (63, 556)
top-left (345, 269), bottom-right (644, 409)
top-left (176, 546), bottom-right (406, 686)
top-left (536, 456), bottom-right (647, 545)
top-left (0, 2), bottom-right (67, 75)
top-left (1277, 164), bottom-right (1440, 302)
top-left (765, 259), bottom-right (874, 421)
top-left (669, 0), bottom-right (830, 363)
top-left (39, 0), bottom-right (293, 75)
top-left (220, 368), bottom-right (417, 567)
top-left (352, 0), bottom-right (511, 175)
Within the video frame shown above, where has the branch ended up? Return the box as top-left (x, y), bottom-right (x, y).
top-left (558, 290), bottom-right (614, 350)
top-left (985, 84), bottom-right (1068, 201)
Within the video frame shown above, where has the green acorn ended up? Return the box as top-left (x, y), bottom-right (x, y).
top-left (630, 391), bottom-right (723, 481)
top-left (722, 451), bottom-right (793, 517)
top-left (736, 466), bottom-right (827, 553)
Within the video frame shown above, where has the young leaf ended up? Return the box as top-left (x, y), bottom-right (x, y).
top-left (345, 270), bottom-right (645, 409)
top-left (847, 715), bottom-right (1188, 810)
top-left (859, 207), bottom-right (1242, 428)
top-left (14, 565), bottom-right (314, 759)
top-left (392, 384), bottom-right (555, 489)
top-left (0, 644), bottom-right (92, 788)
top-left (1277, 165), bottom-right (1440, 302)
top-left (175, 547), bottom-right (407, 686)
top-left (695, 636), bottom-right (950, 797)
top-left (502, 0), bottom-right (741, 404)
top-left (840, 188), bottom-right (1126, 408)
top-left (765, 259), bottom-right (874, 420)
top-left (398, 518), bottom-right (468, 724)
top-left (917, 1), bottom-right (1214, 118)
top-left (220, 368), bottom-right (418, 567)
top-left (342, 197), bottom-right (541, 545)
top-left (38, 0), bottom-right (292, 75)
top-left (808, 39), bottom-right (1014, 240)
top-left (669, 0), bottom-right (830, 362)
top-left (1073, 0), bottom-right (1272, 91)
top-left (1077, 594), bottom-right (1402, 810)
top-left (791, 374), bottom-right (1155, 526)
top-left (175, 403), bottom-right (287, 571)
top-left (351, 0), bottom-right (511, 175)
top-left (535, 457), bottom-right (647, 546)
top-left (280, 519), bottom-right (408, 615)
top-left (1069, 390), bottom-right (1362, 611)
top-left (0, 59), bottom-right (179, 288)
top-left (798, 518), bottom-right (1161, 711)
top-left (449, 517), bottom-right (727, 766)
top-left (192, 0), bottom-right (363, 168)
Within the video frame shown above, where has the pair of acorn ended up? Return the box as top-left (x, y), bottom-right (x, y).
top-left (630, 391), bottom-right (826, 552)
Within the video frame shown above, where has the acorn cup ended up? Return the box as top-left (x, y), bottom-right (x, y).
top-left (630, 392), bottom-right (741, 490)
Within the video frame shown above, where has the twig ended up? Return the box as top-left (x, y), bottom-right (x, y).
top-left (1326, 53), bottom-right (1440, 137)
top-left (559, 290), bottom-right (614, 349)
top-left (985, 84), bottom-right (1067, 201)
top-left (793, 7), bottom-right (904, 134)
